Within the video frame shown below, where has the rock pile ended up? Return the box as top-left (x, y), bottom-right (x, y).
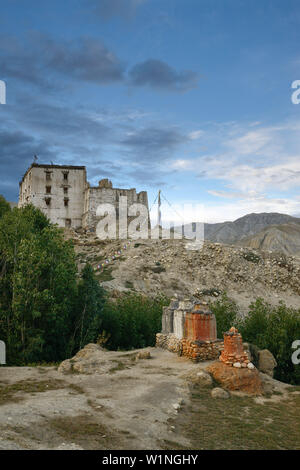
top-left (219, 327), bottom-right (253, 369)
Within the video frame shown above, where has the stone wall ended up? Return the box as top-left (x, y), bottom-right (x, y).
top-left (19, 164), bottom-right (86, 229)
top-left (156, 297), bottom-right (224, 362)
top-left (156, 333), bottom-right (223, 362)
top-left (82, 180), bottom-right (149, 232)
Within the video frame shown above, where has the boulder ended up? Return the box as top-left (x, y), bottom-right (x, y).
top-left (206, 361), bottom-right (263, 395)
top-left (58, 343), bottom-right (108, 374)
top-left (136, 351), bottom-right (151, 360)
top-left (211, 387), bottom-right (230, 399)
top-left (258, 349), bottom-right (277, 377)
top-left (183, 370), bottom-right (213, 390)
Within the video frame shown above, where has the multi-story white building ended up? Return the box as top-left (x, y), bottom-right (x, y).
top-left (18, 163), bottom-right (149, 230)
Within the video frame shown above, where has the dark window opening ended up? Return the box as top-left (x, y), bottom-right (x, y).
top-left (64, 198), bottom-right (69, 207)
top-left (46, 172), bottom-right (51, 181)
top-left (63, 187), bottom-right (68, 194)
top-left (45, 197), bottom-right (51, 206)
top-left (63, 172), bottom-right (69, 181)
top-left (46, 186), bottom-right (51, 194)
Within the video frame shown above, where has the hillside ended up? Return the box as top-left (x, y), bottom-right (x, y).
top-left (69, 231), bottom-right (300, 313)
top-left (239, 223), bottom-right (300, 256)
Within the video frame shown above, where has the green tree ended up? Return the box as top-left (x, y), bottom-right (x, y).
top-left (0, 205), bottom-right (78, 364)
top-left (69, 264), bottom-right (106, 355)
top-left (239, 299), bottom-right (300, 385)
top-left (209, 293), bottom-right (238, 338)
top-left (100, 293), bottom-right (168, 350)
top-left (0, 195), bottom-right (11, 219)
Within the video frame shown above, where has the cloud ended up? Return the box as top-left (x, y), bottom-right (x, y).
top-left (188, 130), bottom-right (204, 140)
top-left (0, 33), bottom-right (125, 88)
top-left (87, 0), bottom-right (148, 20)
top-left (120, 126), bottom-right (188, 160)
top-left (0, 128), bottom-right (56, 200)
top-left (128, 59), bottom-right (199, 92)
top-left (0, 33), bottom-right (199, 94)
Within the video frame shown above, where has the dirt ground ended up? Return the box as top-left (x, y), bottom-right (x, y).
top-left (0, 347), bottom-right (299, 450)
top-left (0, 348), bottom-right (202, 450)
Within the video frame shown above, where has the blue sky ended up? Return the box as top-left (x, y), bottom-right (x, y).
top-left (1, 0), bottom-right (300, 223)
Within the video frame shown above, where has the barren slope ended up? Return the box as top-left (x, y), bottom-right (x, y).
top-left (70, 232), bottom-right (300, 313)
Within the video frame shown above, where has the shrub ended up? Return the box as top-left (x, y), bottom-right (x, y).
top-left (242, 251), bottom-right (261, 264)
top-left (100, 293), bottom-right (169, 350)
top-left (238, 299), bottom-right (300, 385)
top-left (209, 293), bottom-right (238, 338)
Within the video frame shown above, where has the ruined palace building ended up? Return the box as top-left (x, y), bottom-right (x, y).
top-left (18, 163), bottom-right (149, 230)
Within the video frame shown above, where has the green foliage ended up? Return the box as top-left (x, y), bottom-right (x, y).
top-left (100, 293), bottom-right (169, 350)
top-left (0, 195), bottom-right (11, 219)
top-left (209, 293), bottom-right (238, 338)
top-left (238, 299), bottom-right (300, 385)
top-left (242, 251), bottom-right (261, 264)
top-left (0, 205), bottom-right (105, 365)
top-left (69, 264), bottom-right (106, 355)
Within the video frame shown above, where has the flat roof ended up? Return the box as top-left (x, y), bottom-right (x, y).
top-left (19, 163), bottom-right (86, 185)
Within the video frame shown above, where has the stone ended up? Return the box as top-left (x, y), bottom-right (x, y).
top-left (257, 349), bottom-right (277, 377)
top-left (211, 387), bottom-right (230, 399)
top-left (206, 361), bottom-right (263, 395)
top-left (233, 362), bottom-right (241, 368)
top-left (189, 370), bottom-right (213, 389)
top-left (136, 351), bottom-right (151, 360)
top-left (58, 359), bottom-right (72, 374)
top-left (247, 362), bottom-right (255, 369)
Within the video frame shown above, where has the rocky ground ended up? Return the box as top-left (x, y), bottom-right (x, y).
top-left (1, 346), bottom-right (299, 450)
top-left (69, 230), bottom-right (300, 313)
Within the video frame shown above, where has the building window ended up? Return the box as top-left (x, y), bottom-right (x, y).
top-left (46, 186), bottom-right (51, 194)
top-left (45, 197), bottom-right (51, 206)
top-left (63, 187), bottom-right (68, 195)
top-left (65, 219), bottom-right (71, 228)
top-left (46, 172), bottom-right (51, 181)
top-left (64, 198), bottom-right (69, 207)
top-left (63, 172), bottom-right (69, 181)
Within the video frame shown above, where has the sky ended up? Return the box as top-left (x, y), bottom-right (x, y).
top-left (1, 0), bottom-right (300, 224)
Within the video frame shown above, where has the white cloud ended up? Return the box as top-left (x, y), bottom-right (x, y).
top-left (188, 129), bottom-right (204, 140)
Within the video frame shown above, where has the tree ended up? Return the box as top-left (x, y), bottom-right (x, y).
top-left (0, 205), bottom-right (77, 364)
top-left (0, 195), bottom-right (11, 219)
top-left (69, 264), bottom-right (106, 355)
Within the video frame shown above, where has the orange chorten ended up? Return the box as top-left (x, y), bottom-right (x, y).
top-left (219, 327), bottom-right (250, 367)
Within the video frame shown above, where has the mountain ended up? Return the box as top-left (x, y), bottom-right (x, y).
top-left (204, 213), bottom-right (300, 244)
top-left (176, 213), bottom-right (300, 245)
top-left (238, 223), bottom-right (300, 256)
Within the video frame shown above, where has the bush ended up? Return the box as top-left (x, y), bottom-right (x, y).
top-left (100, 293), bottom-right (169, 350)
top-left (238, 299), bottom-right (300, 385)
top-left (209, 293), bottom-right (238, 338)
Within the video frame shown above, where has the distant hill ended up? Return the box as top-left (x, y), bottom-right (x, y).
top-left (238, 223), bottom-right (300, 256)
top-left (175, 213), bottom-right (300, 245)
top-left (204, 213), bottom-right (300, 244)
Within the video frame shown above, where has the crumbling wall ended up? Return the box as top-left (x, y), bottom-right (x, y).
top-left (156, 297), bottom-right (224, 362)
top-left (82, 179), bottom-right (149, 232)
